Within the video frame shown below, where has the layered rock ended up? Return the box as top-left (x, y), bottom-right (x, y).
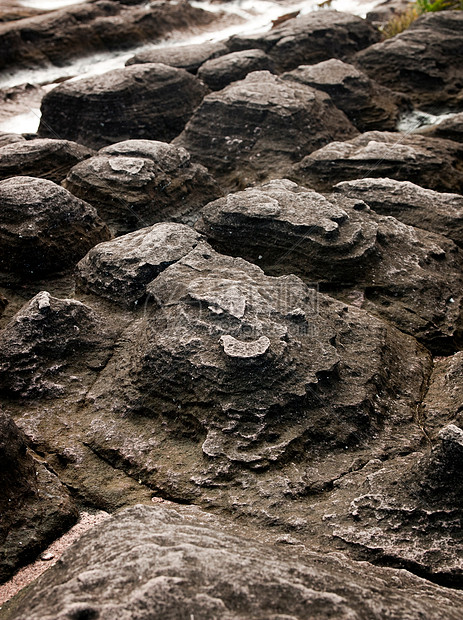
top-left (334, 178), bottom-right (463, 247)
top-left (174, 71), bottom-right (358, 189)
top-left (420, 112), bottom-right (463, 143)
top-left (0, 176), bottom-right (110, 283)
top-left (197, 49), bottom-right (275, 91)
top-left (355, 10), bottom-right (463, 108)
top-left (126, 40), bottom-right (229, 73)
top-left (196, 179), bottom-right (463, 352)
top-left (292, 131), bottom-right (463, 193)
top-left (283, 59), bottom-right (409, 132)
top-left (0, 138), bottom-right (94, 183)
top-left (63, 140), bottom-right (223, 235)
top-left (227, 10), bottom-right (380, 72)
top-left (5, 504), bottom-right (463, 620)
top-left (39, 64), bottom-right (209, 150)
top-left (0, 410), bottom-right (77, 583)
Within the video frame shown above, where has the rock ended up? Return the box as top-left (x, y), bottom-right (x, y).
top-left (292, 131), bottom-right (463, 193)
top-left (0, 132), bottom-right (25, 148)
top-left (197, 49), bottom-right (275, 91)
top-left (355, 11), bottom-right (463, 108)
top-left (334, 178), bottom-right (463, 247)
top-left (4, 503), bottom-right (463, 620)
top-left (126, 40), bottom-right (229, 73)
top-left (196, 179), bottom-right (463, 352)
top-left (0, 410), bottom-right (78, 583)
top-left (0, 177), bottom-right (110, 283)
top-left (366, 0), bottom-right (412, 26)
top-left (0, 138), bottom-right (94, 184)
top-left (63, 140), bottom-right (223, 236)
top-left (38, 64), bottom-right (209, 150)
top-left (227, 10), bottom-right (380, 72)
top-left (0, 0), bottom-right (217, 73)
top-left (0, 291), bottom-right (116, 398)
top-left (283, 59), bottom-right (409, 132)
top-left (174, 71), bottom-right (358, 190)
top-left (76, 223), bottom-right (202, 307)
top-left (0, 291), bottom-right (7, 317)
top-left (420, 112), bottom-right (463, 143)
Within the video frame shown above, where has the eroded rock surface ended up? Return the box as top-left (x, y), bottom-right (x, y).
top-left (38, 64), bottom-right (209, 149)
top-left (64, 140), bottom-right (223, 235)
top-left (126, 40), bottom-right (229, 73)
top-left (421, 112), bottom-right (463, 144)
top-left (197, 49), bottom-right (275, 91)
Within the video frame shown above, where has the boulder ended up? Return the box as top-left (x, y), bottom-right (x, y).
top-left (196, 179), bottom-right (463, 352)
top-left (4, 503), bottom-right (463, 620)
top-left (0, 138), bottom-right (94, 184)
top-left (63, 140), bottom-right (223, 236)
top-left (0, 177), bottom-right (110, 283)
top-left (0, 132), bottom-right (25, 148)
top-left (334, 178), bottom-right (463, 247)
top-left (420, 112), bottom-right (463, 143)
top-left (197, 49), bottom-right (275, 91)
top-left (174, 71), bottom-right (358, 190)
top-left (283, 59), bottom-right (409, 132)
top-left (355, 11), bottom-right (463, 108)
top-left (227, 10), bottom-right (380, 72)
top-left (292, 131), bottom-right (463, 193)
top-left (38, 64), bottom-right (209, 150)
top-left (126, 40), bottom-right (229, 73)
top-left (77, 223), bottom-right (201, 307)
top-left (0, 410), bottom-right (78, 583)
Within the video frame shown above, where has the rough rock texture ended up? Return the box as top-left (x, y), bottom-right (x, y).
top-left (355, 11), bottom-right (463, 108)
top-left (63, 140), bottom-right (223, 236)
top-left (0, 0), bottom-right (217, 72)
top-left (227, 10), bottom-right (380, 72)
top-left (0, 176), bottom-right (110, 283)
top-left (38, 64), bottom-right (209, 150)
top-left (0, 292), bottom-right (7, 317)
top-left (334, 177), bottom-right (463, 247)
top-left (0, 292), bottom-right (115, 398)
top-left (422, 351), bottom-right (463, 436)
top-left (174, 71), bottom-right (358, 189)
top-left (197, 49), bottom-right (275, 91)
top-left (77, 223), bottom-right (201, 307)
top-left (0, 410), bottom-right (78, 584)
top-left (4, 504), bottom-right (463, 620)
top-left (126, 40), bottom-right (229, 73)
top-left (292, 131), bottom-right (463, 193)
top-left (283, 59), bottom-right (408, 132)
top-left (0, 132), bottom-right (25, 148)
top-left (421, 112), bottom-right (463, 143)
top-left (196, 179), bottom-right (463, 352)
top-left (0, 139), bottom-right (94, 184)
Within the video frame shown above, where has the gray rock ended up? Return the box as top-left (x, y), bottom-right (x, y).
top-left (420, 112), bottom-right (463, 143)
top-left (292, 130), bottom-right (463, 193)
top-left (283, 59), bottom-right (409, 131)
top-left (0, 138), bottom-right (94, 183)
top-left (197, 49), bottom-right (275, 91)
top-left (4, 503), bottom-right (463, 619)
top-left (227, 10), bottom-right (380, 72)
top-left (77, 222), bottom-right (202, 307)
top-left (0, 176), bottom-right (110, 283)
top-left (63, 140), bottom-right (223, 236)
top-left (355, 11), bottom-right (463, 108)
top-left (0, 132), bottom-right (25, 148)
top-left (174, 71), bottom-right (358, 190)
top-left (0, 410), bottom-right (77, 583)
top-left (38, 64), bottom-right (209, 150)
top-left (196, 179), bottom-right (463, 352)
top-left (334, 177), bottom-right (463, 247)
top-left (126, 40), bottom-right (229, 73)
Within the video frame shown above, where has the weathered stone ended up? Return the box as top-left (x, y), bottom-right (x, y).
top-left (0, 291), bottom-right (7, 317)
top-left (38, 64), bottom-right (209, 150)
top-left (292, 131), bottom-right (463, 193)
top-left (0, 176), bottom-right (110, 283)
top-left (283, 59), bottom-right (409, 131)
top-left (126, 40), bottom-right (229, 73)
top-left (174, 71), bottom-right (358, 190)
top-left (4, 503), bottom-right (463, 620)
top-left (334, 177), bottom-right (463, 247)
top-left (197, 49), bottom-right (275, 91)
top-left (227, 10), bottom-right (380, 72)
top-left (420, 112), bottom-right (463, 143)
top-left (196, 179), bottom-right (463, 352)
top-left (0, 132), bottom-right (25, 148)
top-left (0, 410), bottom-right (77, 583)
top-left (63, 140), bottom-right (223, 235)
top-left (0, 138), bottom-right (94, 183)
top-left (77, 223), bottom-right (202, 307)
top-left (355, 11), bottom-right (463, 108)
top-left (0, 291), bottom-right (115, 398)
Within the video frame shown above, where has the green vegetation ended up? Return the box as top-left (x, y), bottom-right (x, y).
top-left (381, 0), bottom-right (462, 39)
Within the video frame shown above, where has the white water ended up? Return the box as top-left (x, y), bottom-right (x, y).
top-left (397, 109), bottom-right (458, 133)
top-left (19, 0), bottom-right (85, 8)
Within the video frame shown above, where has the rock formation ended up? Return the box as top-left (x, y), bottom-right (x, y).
top-left (197, 49), bottom-right (275, 91)
top-left (126, 40), bottom-right (229, 73)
